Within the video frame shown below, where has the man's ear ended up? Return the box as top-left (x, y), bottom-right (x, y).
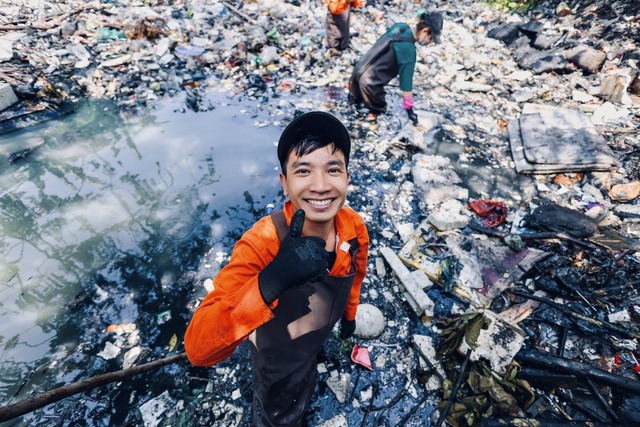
top-left (279, 173), bottom-right (288, 197)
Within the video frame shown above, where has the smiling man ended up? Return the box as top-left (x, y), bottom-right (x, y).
top-left (185, 111), bottom-right (370, 426)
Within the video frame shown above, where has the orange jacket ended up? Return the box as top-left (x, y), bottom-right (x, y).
top-left (184, 201), bottom-right (369, 366)
top-left (328, 0), bottom-right (364, 15)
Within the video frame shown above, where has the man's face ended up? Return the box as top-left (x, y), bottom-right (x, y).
top-left (279, 144), bottom-right (349, 228)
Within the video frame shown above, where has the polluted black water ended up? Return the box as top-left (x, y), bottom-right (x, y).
top-left (0, 94), bottom-right (283, 426)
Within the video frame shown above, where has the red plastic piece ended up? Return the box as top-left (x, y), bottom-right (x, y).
top-left (468, 200), bottom-right (508, 228)
top-left (351, 344), bottom-right (373, 370)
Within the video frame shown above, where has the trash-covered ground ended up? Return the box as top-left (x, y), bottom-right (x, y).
top-left (2, 0), bottom-right (640, 425)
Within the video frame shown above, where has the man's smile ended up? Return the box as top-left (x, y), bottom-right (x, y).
top-left (306, 198), bottom-right (334, 207)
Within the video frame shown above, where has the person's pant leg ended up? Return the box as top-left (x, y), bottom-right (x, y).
top-left (325, 7), bottom-right (351, 50)
top-left (348, 70), bottom-right (363, 104)
top-left (358, 69), bottom-right (387, 113)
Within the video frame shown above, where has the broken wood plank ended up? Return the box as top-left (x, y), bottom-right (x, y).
top-left (499, 290), bottom-right (545, 324)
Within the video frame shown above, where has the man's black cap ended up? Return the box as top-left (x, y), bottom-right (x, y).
top-left (278, 111), bottom-right (351, 168)
top-left (423, 12), bottom-right (444, 44)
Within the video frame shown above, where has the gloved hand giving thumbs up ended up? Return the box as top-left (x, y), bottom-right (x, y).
top-left (258, 209), bottom-right (329, 304)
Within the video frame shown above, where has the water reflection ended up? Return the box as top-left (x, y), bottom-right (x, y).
top-left (424, 129), bottom-right (533, 202)
top-left (0, 95), bottom-right (282, 424)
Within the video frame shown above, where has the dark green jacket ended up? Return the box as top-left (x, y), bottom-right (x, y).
top-left (352, 23), bottom-right (417, 91)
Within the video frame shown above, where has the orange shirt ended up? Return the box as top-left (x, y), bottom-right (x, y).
top-left (328, 0), bottom-right (364, 15)
top-left (184, 201), bottom-right (369, 366)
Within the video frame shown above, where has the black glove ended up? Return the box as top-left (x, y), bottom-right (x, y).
top-left (339, 316), bottom-right (356, 339)
top-left (258, 209), bottom-right (328, 304)
top-left (406, 108), bottom-right (418, 125)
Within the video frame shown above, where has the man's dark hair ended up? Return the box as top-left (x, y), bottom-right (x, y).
top-left (277, 111), bottom-right (351, 175)
top-left (417, 11), bottom-right (443, 43)
top-left (417, 19), bottom-right (428, 34)
top-left (280, 136), bottom-right (344, 175)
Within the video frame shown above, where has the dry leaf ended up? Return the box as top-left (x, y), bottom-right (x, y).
top-left (168, 333), bottom-right (177, 352)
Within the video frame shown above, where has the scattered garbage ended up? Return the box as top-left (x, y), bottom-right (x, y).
top-left (609, 181), bottom-right (640, 201)
top-left (97, 341), bottom-right (121, 360)
top-left (174, 45), bottom-right (205, 58)
top-left (138, 390), bottom-right (176, 427)
top-left (526, 202), bottom-right (599, 238)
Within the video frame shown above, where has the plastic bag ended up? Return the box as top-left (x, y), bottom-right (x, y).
top-left (468, 200), bottom-right (507, 228)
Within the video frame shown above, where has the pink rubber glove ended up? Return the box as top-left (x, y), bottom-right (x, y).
top-left (402, 94), bottom-right (414, 110)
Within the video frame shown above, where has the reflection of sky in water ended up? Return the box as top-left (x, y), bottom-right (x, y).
top-left (0, 96), bottom-right (282, 398)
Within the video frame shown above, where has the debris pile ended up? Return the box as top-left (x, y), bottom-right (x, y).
top-left (508, 103), bottom-right (621, 173)
top-left (1, 0), bottom-right (639, 425)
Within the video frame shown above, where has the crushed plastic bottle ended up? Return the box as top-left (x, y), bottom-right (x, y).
top-left (96, 27), bottom-right (126, 43)
top-left (298, 36), bottom-right (312, 46)
top-left (174, 45), bottom-right (205, 58)
top-left (266, 27), bottom-right (281, 44)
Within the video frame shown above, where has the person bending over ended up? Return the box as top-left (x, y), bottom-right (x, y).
top-left (349, 11), bottom-right (444, 125)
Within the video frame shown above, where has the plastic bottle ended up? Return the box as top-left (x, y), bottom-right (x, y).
top-left (174, 45), bottom-right (205, 57)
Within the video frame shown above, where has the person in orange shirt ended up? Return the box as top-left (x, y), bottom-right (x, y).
top-left (325, 0), bottom-right (365, 51)
top-left (184, 111), bottom-right (370, 426)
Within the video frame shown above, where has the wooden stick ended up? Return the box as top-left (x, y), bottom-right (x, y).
top-left (518, 367), bottom-right (579, 389)
top-left (555, 388), bottom-right (608, 423)
top-left (515, 349), bottom-right (640, 394)
top-left (221, 1), bottom-right (259, 26)
top-left (507, 289), bottom-right (640, 340)
top-left (0, 71), bottom-right (19, 85)
top-left (360, 382), bottom-right (379, 427)
top-left (410, 339), bottom-right (444, 382)
top-left (434, 349), bottom-right (472, 427)
top-left (499, 290), bottom-right (544, 324)
top-left (0, 352), bottom-right (187, 422)
top-left (467, 220), bottom-right (601, 250)
top-left (586, 377), bottom-right (621, 423)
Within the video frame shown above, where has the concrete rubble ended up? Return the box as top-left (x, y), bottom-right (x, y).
top-left (353, 303), bottom-right (386, 339)
top-left (2, 0), bottom-right (639, 425)
top-left (379, 246), bottom-right (435, 317)
top-left (0, 83), bottom-right (19, 111)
